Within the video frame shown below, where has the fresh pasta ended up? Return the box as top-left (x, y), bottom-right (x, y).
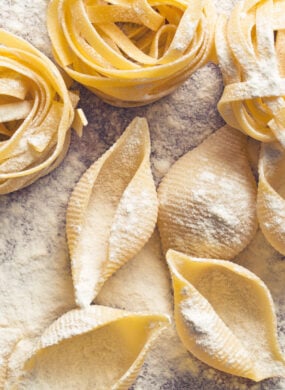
top-left (47, 0), bottom-right (216, 107)
top-left (0, 29), bottom-right (87, 195)
top-left (6, 306), bottom-right (169, 389)
top-left (257, 142), bottom-right (285, 255)
top-left (66, 117), bottom-right (158, 308)
top-left (158, 125), bottom-right (258, 260)
top-left (216, 0), bottom-right (285, 145)
top-left (167, 250), bottom-right (285, 381)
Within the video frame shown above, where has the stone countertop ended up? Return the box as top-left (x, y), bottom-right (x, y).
top-left (1, 1), bottom-right (285, 389)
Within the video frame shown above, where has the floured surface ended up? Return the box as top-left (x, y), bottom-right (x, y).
top-left (1, 0), bottom-right (285, 389)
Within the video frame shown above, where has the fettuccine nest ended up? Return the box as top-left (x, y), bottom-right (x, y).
top-left (47, 0), bottom-right (216, 107)
top-left (0, 30), bottom-right (86, 195)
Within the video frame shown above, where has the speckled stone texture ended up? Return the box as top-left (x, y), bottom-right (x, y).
top-left (1, 1), bottom-right (285, 389)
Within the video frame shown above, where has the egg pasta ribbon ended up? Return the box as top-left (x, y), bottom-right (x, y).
top-left (167, 250), bottom-right (285, 381)
top-left (216, 0), bottom-right (285, 145)
top-left (257, 142), bottom-right (285, 255)
top-left (6, 306), bottom-right (170, 389)
top-left (158, 125), bottom-right (258, 260)
top-left (0, 29), bottom-right (87, 194)
top-left (66, 117), bottom-right (158, 308)
top-left (47, 0), bottom-right (216, 107)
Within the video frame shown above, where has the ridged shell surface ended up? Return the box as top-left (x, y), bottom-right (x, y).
top-left (158, 125), bottom-right (257, 259)
top-left (66, 117), bottom-right (158, 307)
top-left (167, 250), bottom-right (285, 381)
top-left (6, 305), bottom-right (170, 390)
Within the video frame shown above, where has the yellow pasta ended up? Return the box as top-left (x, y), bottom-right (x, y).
top-left (6, 306), bottom-right (170, 389)
top-left (257, 142), bottom-right (285, 255)
top-left (0, 29), bottom-right (87, 195)
top-left (167, 250), bottom-right (285, 381)
top-left (47, 0), bottom-right (216, 107)
top-left (158, 125), bottom-right (258, 259)
top-left (216, 0), bottom-right (285, 145)
top-left (66, 117), bottom-right (158, 308)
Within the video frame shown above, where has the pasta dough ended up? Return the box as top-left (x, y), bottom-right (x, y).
top-left (66, 117), bottom-right (158, 308)
top-left (216, 0), bottom-right (285, 145)
top-left (47, 0), bottom-right (216, 107)
top-left (167, 249), bottom-right (285, 381)
top-left (6, 305), bottom-right (169, 389)
top-left (158, 125), bottom-right (258, 259)
top-left (257, 142), bottom-right (285, 255)
top-left (0, 29), bottom-right (87, 194)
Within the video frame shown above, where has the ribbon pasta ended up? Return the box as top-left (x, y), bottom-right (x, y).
top-left (47, 0), bottom-right (216, 107)
top-left (0, 29), bottom-right (87, 195)
top-left (216, 0), bottom-right (285, 145)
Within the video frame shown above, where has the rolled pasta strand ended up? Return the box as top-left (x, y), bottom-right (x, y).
top-left (216, 0), bottom-right (285, 145)
top-left (0, 29), bottom-right (87, 195)
top-left (47, 0), bottom-right (216, 107)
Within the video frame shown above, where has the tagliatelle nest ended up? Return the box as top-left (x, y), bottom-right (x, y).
top-left (47, 0), bottom-right (216, 107)
top-left (216, 0), bottom-right (285, 145)
top-left (0, 29), bottom-right (87, 195)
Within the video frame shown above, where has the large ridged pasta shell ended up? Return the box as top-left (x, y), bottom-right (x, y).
top-left (167, 250), bottom-right (285, 381)
top-left (66, 117), bottom-right (158, 308)
top-left (6, 305), bottom-right (170, 390)
top-left (0, 29), bottom-right (86, 194)
top-left (96, 229), bottom-right (173, 315)
top-left (257, 142), bottom-right (285, 255)
top-left (158, 125), bottom-right (258, 259)
top-left (47, 0), bottom-right (216, 107)
top-left (216, 0), bottom-right (285, 144)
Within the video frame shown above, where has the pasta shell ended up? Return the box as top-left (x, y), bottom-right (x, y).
top-left (167, 249), bottom-right (285, 381)
top-left (0, 29), bottom-right (87, 194)
top-left (216, 0), bottom-right (285, 144)
top-left (158, 125), bottom-right (258, 260)
top-left (257, 142), bottom-right (285, 255)
top-left (66, 117), bottom-right (158, 307)
top-left (47, 0), bottom-right (216, 107)
top-left (6, 305), bottom-right (170, 390)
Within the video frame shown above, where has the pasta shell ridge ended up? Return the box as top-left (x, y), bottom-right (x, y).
top-left (257, 142), bottom-right (285, 255)
top-left (166, 250), bottom-right (285, 381)
top-left (158, 125), bottom-right (258, 260)
top-left (6, 305), bottom-right (170, 390)
top-left (66, 117), bottom-right (158, 308)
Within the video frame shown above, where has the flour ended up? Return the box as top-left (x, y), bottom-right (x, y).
top-left (1, 0), bottom-right (285, 389)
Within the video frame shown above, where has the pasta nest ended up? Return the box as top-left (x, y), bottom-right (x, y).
top-left (0, 29), bottom-right (86, 195)
top-left (216, 0), bottom-right (285, 145)
top-left (47, 0), bottom-right (216, 107)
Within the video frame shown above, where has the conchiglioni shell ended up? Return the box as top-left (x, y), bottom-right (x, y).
top-left (6, 306), bottom-right (170, 390)
top-left (158, 125), bottom-right (258, 260)
top-left (167, 250), bottom-right (285, 381)
top-left (66, 117), bottom-right (158, 307)
top-left (257, 142), bottom-right (285, 255)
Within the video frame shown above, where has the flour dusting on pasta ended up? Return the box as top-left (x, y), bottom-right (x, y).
top-left (1, 0), bottom-right (285, 389)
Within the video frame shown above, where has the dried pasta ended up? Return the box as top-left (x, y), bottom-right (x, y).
top-left (158, 125), bottom-right (258, 259)
top-left (0, 29), bottom-right (87, 194)
top-left (216, 0), bottom-right (285, 145)
top-left (167, 250), bottom-right (285, 381)
top-left (257, 142), bottom-right (285, 255)
top-left (6, 306), bottom-right (169, 389)
top-left (66, 117), bottom-right (158, 308)
top-left (47, 0), bottom-right (216, 107)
